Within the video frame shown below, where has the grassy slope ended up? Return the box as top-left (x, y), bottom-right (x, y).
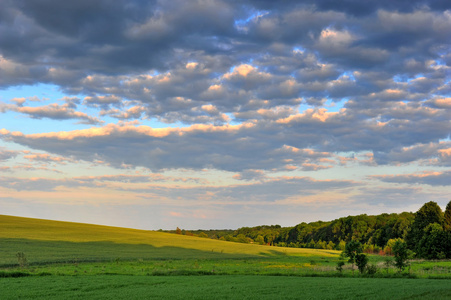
top-left (0, 215), bottom-right (338, 264)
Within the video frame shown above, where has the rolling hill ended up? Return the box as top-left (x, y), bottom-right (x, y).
top-left (0, 215), bottom-right (338, 266)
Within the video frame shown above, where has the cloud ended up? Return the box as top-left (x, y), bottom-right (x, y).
top-left (1, 0), bottom-right (451, 228)
top-left (371, 170), bottom-right (451, 186)
top-left (83, 95), bottom-right (123, 109)
top-left (23, 153), bottom-right (75, 165)
top-left (0, 147), bottom-right (19, 161)
top-left (0, 176), bottom-right (98, 192)
top-left (1, 101), bottom-right (103, 125)
top-left (1, 92), bottom-right (450, 172)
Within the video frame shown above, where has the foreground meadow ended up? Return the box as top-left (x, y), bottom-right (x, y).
top-left (1, 215), bottom-right (451, 299)
top-left (2, 275), bottom-right (451, 300)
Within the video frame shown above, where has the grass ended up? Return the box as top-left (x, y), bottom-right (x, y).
top-left (1, 214), bottom-right (451, 299)
top-left (2, 275), bottom-right (451, 300)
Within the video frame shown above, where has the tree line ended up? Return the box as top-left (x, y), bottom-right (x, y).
top-left (170, 200), bottom-right (451, 259)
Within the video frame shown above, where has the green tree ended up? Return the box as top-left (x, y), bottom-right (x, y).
top-left (236, 234), bottom-right (251, 243)
top-left (417, 223), bottom-right (449, 259)
top-left (407, 201), bottom-right (444, 252)
top-left (355, 253), bottom-right (368, 274)
top-left (343, 240), bottom-right (363, 271)
top-left (392, 239), bottom-right (409, 272)
top-left (315, 240), bottom-right (327, 249)
top-left (444, 200), bottom-right (451, 231)
top-left (326, 241), bottom-right (335, 250)
top-left (337, 240), bottom-right (346, 251)
top-left (197, 232), bottom-right (208, 238)
top-left (255, 235), bottom-right (265, 245)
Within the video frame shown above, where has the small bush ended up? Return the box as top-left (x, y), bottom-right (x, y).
top-left (16, 252), bottom-right (28, 268)
top-left (0, 271), bottom-right (30, 278)
top-left (366, 264), bottom-right (378, 275)
top-left (355, 253), bottom-right (368, 274)
top-left (336, 261), bottom-right (345, 273)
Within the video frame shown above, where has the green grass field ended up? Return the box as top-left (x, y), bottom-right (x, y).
top-left (2, 275), bottom-right (451, 300)
top-left (1, 215), bottom-right (451, 299)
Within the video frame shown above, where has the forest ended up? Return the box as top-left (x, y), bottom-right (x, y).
top-left (172, 200), bottom-right (451, 259)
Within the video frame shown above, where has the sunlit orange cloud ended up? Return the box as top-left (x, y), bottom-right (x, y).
top-left (432, 98), bottom-right (451, 108)
top-left (284, 165), bottom-right (297, 170)
top-left (23, 153), bottom-right (73, 163)
top-left (0, 122), bottom-right (255, 140)
top-left (276, 108), bottom-right (339, 124)
top-left (301, 163), bottom-right (332, 171)
top-left (370, 170), bottom-right (444, 180)
top-left (169, 212), bottom-right (183, 217)
top-left (438, 148), bottom-right (451, 158)
top-left (275, 191), bottom-right (354, 206)
top-left (279, 145), bottom-right (331, 157)
top-left (223, 64), bottom-right (255, 78)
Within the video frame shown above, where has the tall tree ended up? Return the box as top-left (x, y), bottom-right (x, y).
top-left (444, 200), bottom-right (451, 232)
top-left (355, 253), bottom-right (368, 274)
top-left (417, 223), bottom-right (449, 259)
top-left (392, 240), bottom-right (409, 272)
top-left (343, 240), bottom-right (363, 271)
top-left (407, 201), bottom-right (443, 252)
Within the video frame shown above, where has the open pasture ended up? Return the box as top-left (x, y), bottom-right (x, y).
top-left (2, 275), bottom-right (451, 300)
top-left (1, 215), bottom-right (451, 299)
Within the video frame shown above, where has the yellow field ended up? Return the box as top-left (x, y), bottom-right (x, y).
top-left (1, 214), bottom-right (338, 257)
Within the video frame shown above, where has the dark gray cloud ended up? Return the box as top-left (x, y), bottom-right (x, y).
top-left (0, 102), bottom-right (103, 125)
top-left (1, 0), bottom-right (450, 186)
top-left (0, 148), bottom-right (19, 161)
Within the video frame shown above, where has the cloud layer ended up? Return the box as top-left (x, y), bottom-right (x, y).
top-left (0, 0), bottom-right (450, 229)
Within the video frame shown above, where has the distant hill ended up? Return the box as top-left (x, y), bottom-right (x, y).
top-left (0, 214), bottom-right (338, 266)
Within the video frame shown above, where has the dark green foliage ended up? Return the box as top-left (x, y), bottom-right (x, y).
top-left (366, 264), bottom-right (377, 275)
top-left (168, 212), bottom-right (415, 251)
top-left (0, 271), bottom-right (31, 278)
top-left (417, 223), bottom-right (451, 259)
top-left (407, 201), bottom-right (443, 251)
top-left (280, 213), bottom-right (414, 249)
top-left (343, 240), bottom-right (362, 269)
top-left (355, 253), bottom-right (368, 274)
top-left (392, 240), bottom-right (409, 272)
top-left (168, 202), bottom-right (449, 261)
top-left (444, 200), bottom-right (451, 231)
top-left (336, 261), bottom-right (345, 273)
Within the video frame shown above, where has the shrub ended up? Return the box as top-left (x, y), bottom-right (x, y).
top-left (366, 264), bottom-right (378, 275)
top-left (16, 252), bottom-right (27, 268)
top-left (355, 253), bottom-right (368, 274)
top-left (336, 261), bottom-right (345, 273)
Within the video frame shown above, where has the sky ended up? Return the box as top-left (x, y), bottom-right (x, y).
top-left (0, 0), bottom-right (450, 230)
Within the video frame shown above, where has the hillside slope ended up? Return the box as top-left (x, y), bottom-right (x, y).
top-left (0, 215), bottom-right (339, 265)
